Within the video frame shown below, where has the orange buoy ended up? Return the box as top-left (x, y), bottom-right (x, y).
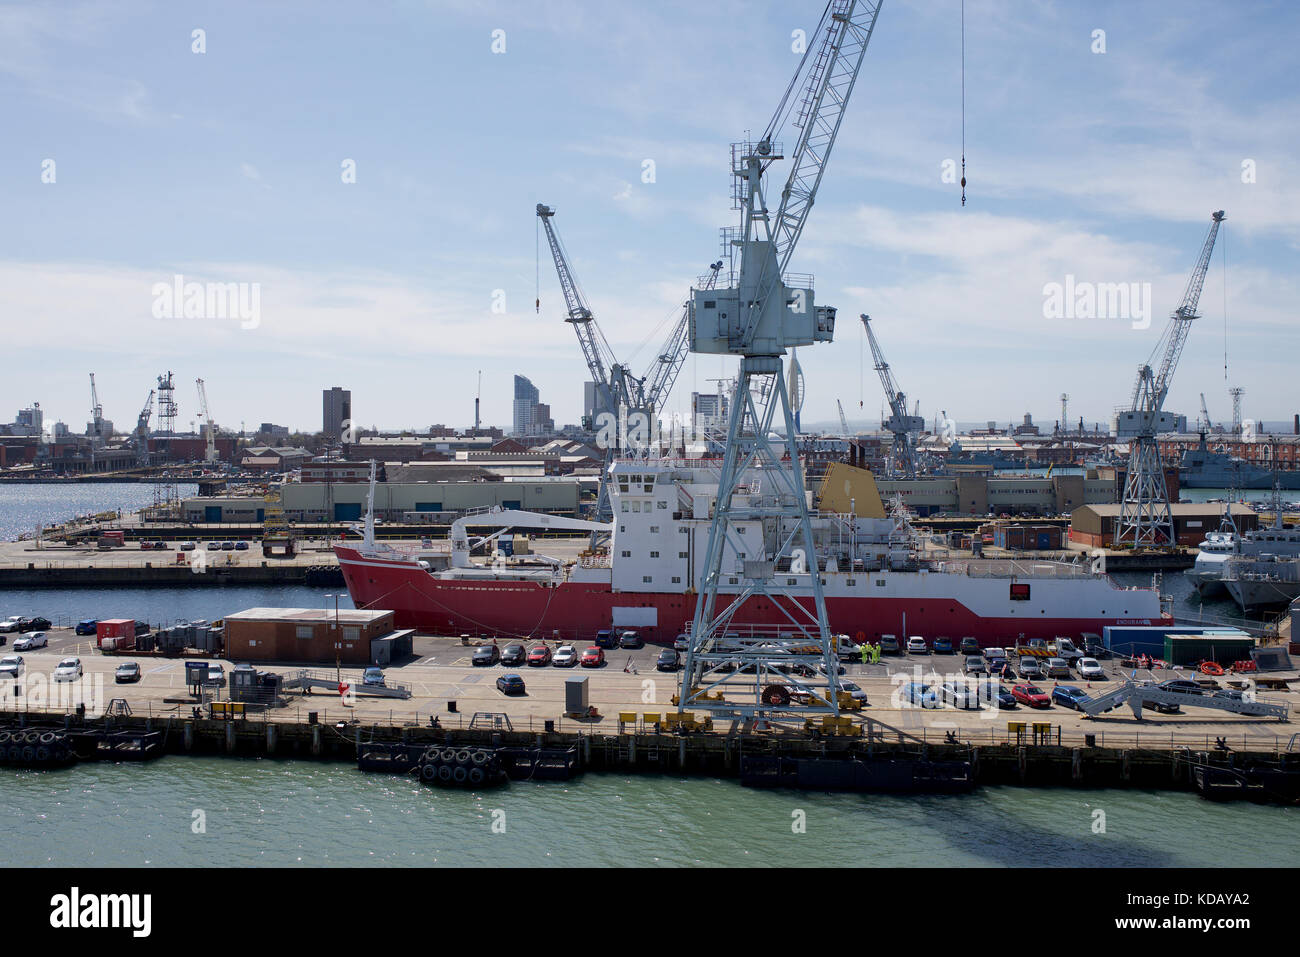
top-left (1199, 661), bottom-right (1225, 676)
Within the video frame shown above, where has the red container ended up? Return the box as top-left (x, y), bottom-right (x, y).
top-left (96, 618), bottom-right (135, 648)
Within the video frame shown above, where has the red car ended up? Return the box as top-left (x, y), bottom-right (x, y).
top-left (527, 645), bottom-right (552, 667)
top-left (1012, 684), bottom-right (1051, 708)
top-left (580, 646), bottom-right (605, 668)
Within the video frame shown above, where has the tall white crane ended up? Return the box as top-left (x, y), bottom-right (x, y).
top-left (195, 378), bottom-right (219, 464)
top-left (861, 313), bottom-right (924, 478)
top-left (837, 399), bottom-right (850, 435)
top-left (1115, 210), bottom-right (1225, 547)
top-left (1199, 392), bottom-right (1214, 433)
top-left (537, 205), bottom-right (722, 519)
top-left (680, 0), bottom-right (884, 721)
top-left (88, 373), bottom-right (106, 447)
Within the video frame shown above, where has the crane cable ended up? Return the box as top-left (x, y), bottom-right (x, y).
top-left (1222, 221), bottom-right (1228, 380)
top-left (535, 215), bottom-right (540, 313)
top-left (960, 0), bottom-right (967, 207)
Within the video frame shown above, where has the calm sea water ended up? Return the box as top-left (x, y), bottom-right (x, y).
top-left (0, 482), bottom-right (198, 542)
top-left (0, 757), bottom-right (1295, 868)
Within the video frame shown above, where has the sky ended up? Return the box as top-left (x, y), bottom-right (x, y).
top-left (2, 0), bottom-right (1297, 437)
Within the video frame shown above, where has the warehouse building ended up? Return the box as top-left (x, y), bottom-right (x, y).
top-left (1068, 503), bottom-right (1258, 548)
top-left (224, 607), bottom-right (413, 666)
top-left (181, 477), bottom-right (581, 523)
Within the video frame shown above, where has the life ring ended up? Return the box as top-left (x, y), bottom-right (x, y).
top-left (1199, 661), bottom-right (1225, 676)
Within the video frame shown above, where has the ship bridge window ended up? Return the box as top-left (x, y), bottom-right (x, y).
top-left (1010, 583), bottom-right (1031, 601)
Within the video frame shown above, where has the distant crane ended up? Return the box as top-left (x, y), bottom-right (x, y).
top-left (133, 389), bottom-right (154, 466)
top-left (195, 378), bottom-right (218, 464)
top-left (88, 373), bottom-right (106, 447)
top-left (474, 370), bottom-right (482, 432)
top-left (1115, 210), bottom-right (1225, 547)
top-left (861, 314), bottom-right (925, 478)
top-left (837, 399), bottom-right (850, 435)
top-left (1199, 392), bottom-right (1214, 433)
top-left (537, 203), bottom-right (722, 520)
top-left (1060, 393), bottom-right (1069, 434)
top-left (1230, 386), bottom-right (1244, 434)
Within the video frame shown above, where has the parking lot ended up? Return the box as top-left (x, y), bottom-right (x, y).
top-left (0, 630), bottom-right (1295, 748)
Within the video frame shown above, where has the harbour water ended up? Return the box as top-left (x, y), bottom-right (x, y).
top-left (0, 481), bottom-right (198, 542)
top-left (0, 757), bottom-right (1295, 867)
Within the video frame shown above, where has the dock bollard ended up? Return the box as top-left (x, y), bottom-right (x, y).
top-left (311, 724), bottom-right (321, 756)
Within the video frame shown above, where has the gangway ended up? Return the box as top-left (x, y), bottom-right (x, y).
top-left (283, 669), bottom-right (413, 700)
top-left (1077, 680), bottom-right (1288, 721)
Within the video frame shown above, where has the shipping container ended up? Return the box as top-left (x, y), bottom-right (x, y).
top-left (1163, 633), bottom-right (1255, 666)
top-left (96, 618), bottom-right (136, 649)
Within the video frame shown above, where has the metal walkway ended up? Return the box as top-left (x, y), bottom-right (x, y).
top-left (282, 670), bottom-right (412, 699)
top-left (1078, 680), bottom-right (1288, 721)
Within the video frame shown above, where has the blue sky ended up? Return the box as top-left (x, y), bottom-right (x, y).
top-left (3, 0), bottom-right (1297, 436)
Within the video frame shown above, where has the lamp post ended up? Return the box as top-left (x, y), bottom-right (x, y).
top-left (325, 592), bottom-right (343, 684)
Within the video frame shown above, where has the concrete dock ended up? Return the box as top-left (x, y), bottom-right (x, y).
top-left (2, 630), bottom-right (1296, 793)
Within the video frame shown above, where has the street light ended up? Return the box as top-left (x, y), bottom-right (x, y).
top-left (325, 592), bottom-right (344, 684)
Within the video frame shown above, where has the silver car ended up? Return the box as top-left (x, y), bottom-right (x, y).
top-left (0, 655), bottom-right (24, 678)
top-left (1018, 656), bottom-right (1042, 678)
top-left (13, 632), bottom-right (47, 651)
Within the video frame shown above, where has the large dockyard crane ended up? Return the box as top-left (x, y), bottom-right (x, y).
top-left (837, 399), bottom-right (850, 435)
top-left (195, 378), bottom-right (218, 464)
top-left (861, 313), bottom-right (924, 478)
top-left (1114, 210), bottom-right (1225, 547)
top-left (680, 0), bottom-right (884, 721)
top-left (1199, 392), bottom-right (1214, 433)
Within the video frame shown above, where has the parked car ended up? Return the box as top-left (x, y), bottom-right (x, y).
top-left (140, 540), bottom-right (154, 551)
top-left (0, 655), bottom-right (24, 679)
top-left (1018, 656), bottom-right (1042, 679)
top-left (838, 680), bottom-right (868, 702)
top-left (179, 541), bottom-right (196, 551)
top-left (817, 660), bottom-right (846, 676)
top-left (75, 619), bottom-right (98, 635)
top-left (361, 666), bottom-right (385, 687)
top-left (114, 662), bottom-right (142, 684)
top-left (1012, 684), bottom-right (1051, 708)
top-left (1051, 686), bottom-right (1091, 710)
top-left (1045, 657), bottom-right (1072, 679)
top-left (879, 635), bottom-right (901, 655)
top-left (656, 648), bottom-right (680, 672)
top-left (1159, 678), bottom-right (1205, 696)
top-left (22, 617), bottom-right (51, 632)
top-left (901, 681), bottom-right (940, 708)
top-left (990, 683), bottom-right (1018, 709)
top-left (496, 674), bottom-right (526, 695)
top-left (53, 657), bottom-right (83, 682)
top-left (500, 643), bottom-right (527, 666)
top-left (207, 542), bottom-right (221, 550)
top-left (13, 632), bottom-right (47, 651)
top-left (618, 630), bottom-right (644, 649)
top-left (941, 681), bottom-right (981, 709)
top-left (1077, 657), bottom-right (1106, 680)
top-left (472, 644), bottom-right (501, 666)
top-left (553, 645), bottom-right (579, 667)
top-left (234, 541), bottom-right (249, 551)
top-left (964, 655), bottom-right (987, 675)
top-left (933, 636), bottom-right (954, 654)
top-left (958, 637), bottom-right (981, 656)
top-left (985, 647), bottom-right (1007, 665)
top-left (527, 645), bottom-right (552, 666)
top-left (594, 629), bottom-right (618, 649)
top-left (1053, 637), bottom-right (1084, 663)
top-left (906, 636), bottom-right (928, 654)
top-left (673, 634), bottom-right (690, 652)
top-left (205, 663), bottom-right (226, 687)
top-left (0, 616), bottom-right (24, 633)
top-left (220, 541), bottom-right (235, 551)
top-left (580, 646), bottom-right (605, 668)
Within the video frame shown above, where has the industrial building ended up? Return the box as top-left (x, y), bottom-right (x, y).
top-left (1068, 503), bottom-right (1258, 548)
top-left (223, 607), bottom-right (413, 666)
top-left (873, 471), bottom-right (1117, 517)
top-left (181, 476), bottom-right (581, 523)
